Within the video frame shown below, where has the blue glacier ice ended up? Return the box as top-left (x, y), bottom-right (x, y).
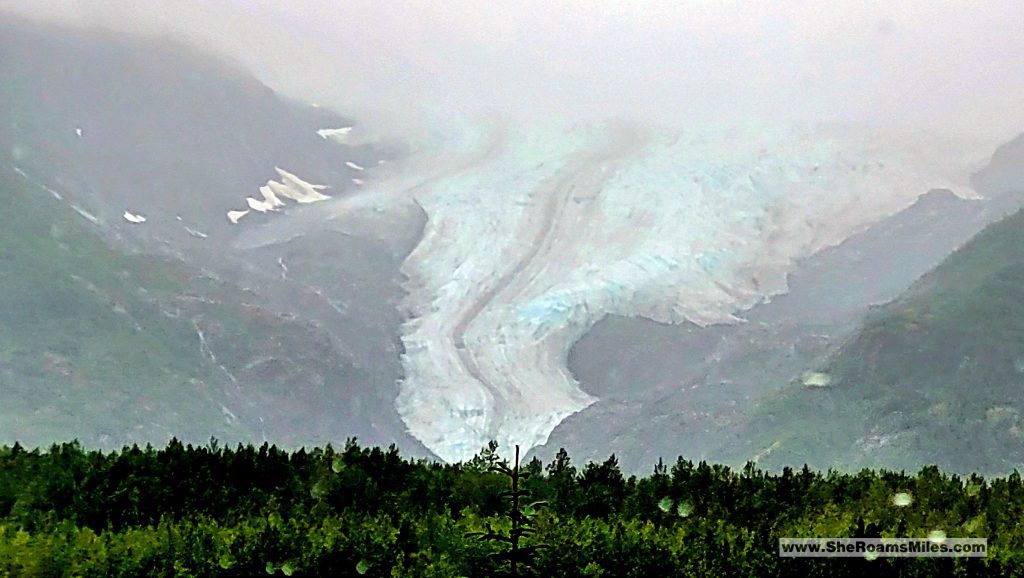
top-left (392, 115), bottom-right (985, 462)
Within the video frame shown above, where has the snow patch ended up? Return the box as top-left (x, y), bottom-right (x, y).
top-left (71, 205), bottom-right (100, 225)
top-left (259, 185), bottom-right (286, 208)
top-left (122, 211), bottom-right (146, 224)
top-left (224, 168), bottom-right (331, 225)
top-left (246, 196), bottom-right (277, 213)
top-left (12, 166), bottom-right (62, 199)
top-left (274, 167), bottom-right (331, 203)
top-left (317, 126), bottom-right (353, 140)
top-left (185, 226), bottom-right (208, 239)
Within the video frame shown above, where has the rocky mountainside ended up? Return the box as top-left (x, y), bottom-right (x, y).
top-left (718, 135), bottom-right (1024, 475)
top-left (0, 16), bottom-right (429, 454)
top-left (541, 135), bottom-right (1024, 473)
top-left (6, 14), bottom-right (1024, 475)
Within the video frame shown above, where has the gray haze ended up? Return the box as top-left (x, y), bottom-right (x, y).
top-left (4, 0), bottom-right (1024, 141)
top-left (4, 2), bottom-right (1024, 469)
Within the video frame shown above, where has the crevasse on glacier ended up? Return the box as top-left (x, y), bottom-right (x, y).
top-left (395, 117), bottom-right (979, 463)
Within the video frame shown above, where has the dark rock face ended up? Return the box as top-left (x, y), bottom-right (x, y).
top-left (0, 17), bottom-right (431, 456)
top-left (541, 147), bottom-right (1024, 473)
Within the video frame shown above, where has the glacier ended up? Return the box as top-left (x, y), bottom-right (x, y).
top-left (382, 116), bottom-right (983, 463)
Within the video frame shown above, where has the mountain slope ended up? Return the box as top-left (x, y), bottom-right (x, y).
top-left (8, 13), bottom-right (1024, 469)
top-left (729, 165), bottom-right (1024, 474)
top-left (540, 139), bottom-right (1024, 472)
top-left (0, 165), bottom-right (363, 447)
top-left (0, 16), bottom-right (428, 454)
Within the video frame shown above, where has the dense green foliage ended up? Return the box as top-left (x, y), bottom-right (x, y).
top-left (738, 208), bottom-right (1024, 475)
top-left (0, 440), bottom-right (1020, 576)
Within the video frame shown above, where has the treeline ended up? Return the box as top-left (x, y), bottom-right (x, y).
top-left (0, 439), bottom-right (1021, 576)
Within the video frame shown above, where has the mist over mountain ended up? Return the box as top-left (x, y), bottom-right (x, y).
top-left (716, 136), bottom-right (1024, 475)
top-left (546, 143), bottom-right (1024, 473)
top-left (0, 16), bottom-right (428, 455)
top-left (2, 5), bottom-right (1024, 476)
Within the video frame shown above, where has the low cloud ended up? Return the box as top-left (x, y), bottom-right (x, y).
top-left (3, 0), bottom-right (1023, 141)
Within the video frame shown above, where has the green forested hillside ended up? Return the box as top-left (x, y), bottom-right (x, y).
top-left (0, 441), bottom-right (1019, 577)
top-left (736, 207), bottom-right (1024, 475)
top-left (0, 168), bottom-right (366, 448)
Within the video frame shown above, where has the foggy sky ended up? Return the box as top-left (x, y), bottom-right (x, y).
top-left (3, 0), bottom-right (1023, 141)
